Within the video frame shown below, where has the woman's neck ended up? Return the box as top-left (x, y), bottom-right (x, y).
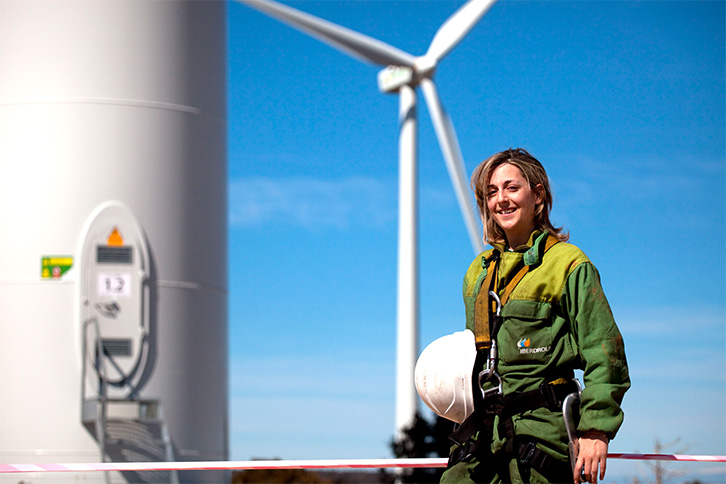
top-left (505, 226), bottom-right (535, 250)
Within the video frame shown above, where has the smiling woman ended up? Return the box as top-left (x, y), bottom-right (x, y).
top-left (434, 148), bottom-right (631, 484)
top-left (472, 149), bottom-right (567, 250)
top-left (484, 163), bottom-right (541, 249)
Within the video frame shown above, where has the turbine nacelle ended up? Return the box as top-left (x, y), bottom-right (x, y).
top-left (377, 57), bottom-right (438, 93)
top-left (377, 66), bottom-right (414, 93)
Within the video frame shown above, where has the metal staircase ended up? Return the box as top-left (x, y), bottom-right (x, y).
top-left (82, 318), bottom-right (179, 484)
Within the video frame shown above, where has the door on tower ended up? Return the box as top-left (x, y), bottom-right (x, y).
top-left (79, 201), bottom-right (152, 395)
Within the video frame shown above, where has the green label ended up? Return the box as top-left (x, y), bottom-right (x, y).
top-left (41, 256), bottom-right (73, 279)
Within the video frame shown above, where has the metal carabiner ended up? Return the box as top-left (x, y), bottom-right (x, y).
top-left (478, 365), bottom-right (503, 400)
top-left (478, 290), bottom-right (504, 400)
top-left (488, 290), bottom-right (502, 317)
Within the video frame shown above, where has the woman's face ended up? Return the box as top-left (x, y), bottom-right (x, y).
top-left (486, 163), bottom-right (542, 248)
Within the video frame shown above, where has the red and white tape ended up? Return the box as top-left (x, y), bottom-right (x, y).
top-left (608, 454), bottom-right (726, 463)
top-left (0, 459), bottom-right (441, 474)
top-left (0, 455), bottom-right (724, 474)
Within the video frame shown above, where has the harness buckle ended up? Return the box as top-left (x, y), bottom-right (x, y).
top-left (539, 380), bottom-right (562, 411)
top-left (520, 441), bottom-right (538, 467)
top-left (479, 370), bottom-right (503, 400)
top-left (539, 378), bottom-right (579, 411)
top-left (448, 440), bottom-right (474, 466)
top-left (478, 342), bottom-right (503, 399)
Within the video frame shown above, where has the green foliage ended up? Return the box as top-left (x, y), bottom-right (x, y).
top-left (390, 412), bottom-right (455, 484)
top-left (231, 467), bottom-right (332, 483)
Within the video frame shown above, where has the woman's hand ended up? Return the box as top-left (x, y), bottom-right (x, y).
top-left (574, 431), bottom-right (609, 483)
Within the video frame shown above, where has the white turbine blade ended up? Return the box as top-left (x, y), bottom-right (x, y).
top-left (238, 0), bottom-right (416, 67)
top-left (420, 78), bottom-right (484, 254)
top-left (425, 0), bottom-right (497, 63)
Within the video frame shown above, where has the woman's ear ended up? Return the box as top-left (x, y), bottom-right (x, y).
top-left (535, 184), bottom-right (544, 204)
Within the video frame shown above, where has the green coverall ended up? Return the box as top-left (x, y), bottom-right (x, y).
top-left (441, 231), bottom-right (630, 484)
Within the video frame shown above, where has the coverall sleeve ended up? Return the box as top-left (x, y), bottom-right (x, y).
top-left (560, 262), bottom-right (630, 440)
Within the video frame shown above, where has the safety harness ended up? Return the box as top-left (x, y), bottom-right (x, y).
top-left (448, 234), bottom-right (579, 478)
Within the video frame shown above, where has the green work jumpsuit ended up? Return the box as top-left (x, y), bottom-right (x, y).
top-left (441, 230), bottom-right (630, 484)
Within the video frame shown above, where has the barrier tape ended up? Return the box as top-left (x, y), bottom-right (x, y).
top-left (608, 454), bottom-right (726, 462)
top-left (1, 455), bottom-right (725, 474)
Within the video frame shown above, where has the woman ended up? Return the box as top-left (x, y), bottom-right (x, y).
top-left (441, 148), bottom-right (630, 484)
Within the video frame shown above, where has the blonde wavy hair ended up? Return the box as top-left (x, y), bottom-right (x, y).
top-left (471, 148), bottom-right (568, 246)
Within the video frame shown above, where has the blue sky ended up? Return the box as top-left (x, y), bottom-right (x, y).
top-left (227, 0), bottom-right (725, 481)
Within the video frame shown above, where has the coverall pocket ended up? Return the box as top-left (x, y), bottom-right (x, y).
top-left (497, 299), bottom-right (553, 365)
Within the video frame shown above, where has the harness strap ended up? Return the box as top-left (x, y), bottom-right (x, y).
top-left (517, 440), bottom-right (564, 477)
top-left (498, 425), bottom-right (571, 477)
top-left (450, 430), bottom-right (568, 479)
top-left (496, 379), bottom-right (580, 475)
top-left (498, 378), bottom-right (579, 423)
top-left (449, 411), bottom-right (483, 447)
top-left (447, 409), bottom-right (498, 465)
top-left (449, 378), bottom-right (579, 462)
top-left (473, 234), bottom-right (559, 349)
top-left (474, 251), bottom-right (500, 350)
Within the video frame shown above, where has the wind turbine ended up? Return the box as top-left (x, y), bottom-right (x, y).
top-left (238, 0), bottom-right (495, 436)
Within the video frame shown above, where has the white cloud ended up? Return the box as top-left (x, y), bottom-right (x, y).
top-left (229, 176), bottom-right (396, 230)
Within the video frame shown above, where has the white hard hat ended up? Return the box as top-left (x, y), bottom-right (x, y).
top-left (414, 329), bottom-right (476, 424)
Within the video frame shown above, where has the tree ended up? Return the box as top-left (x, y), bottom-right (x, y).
top-left (390, 412), bottom-right (455, 483)
top-left (637, 438), bottom-right (688, 484)
top-left (231, 465), bottom-right (331, 483)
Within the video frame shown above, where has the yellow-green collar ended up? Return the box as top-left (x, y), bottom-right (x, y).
top-left (490, 230), bottom-right (550, 266)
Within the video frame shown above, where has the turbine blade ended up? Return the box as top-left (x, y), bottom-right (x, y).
top-left (420, 78), bottom-right (484, 254)
top-left (238, 0), bottom-right (416, 67)
top-left (426, 0), bottom-right (497, 63)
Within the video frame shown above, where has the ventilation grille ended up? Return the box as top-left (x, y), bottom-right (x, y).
top-left (97, 246), bottom-right (133, 264)
top-left (102, 338), bottom-right (132, 357)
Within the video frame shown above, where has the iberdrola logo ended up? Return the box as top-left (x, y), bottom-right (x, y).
top-left (517, 338), bottom-right (531, 348)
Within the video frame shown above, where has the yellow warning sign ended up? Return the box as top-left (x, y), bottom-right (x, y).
top-left (107, 227), bottom-right (124, 246)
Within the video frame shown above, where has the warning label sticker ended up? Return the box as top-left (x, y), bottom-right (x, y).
top-left (41, 256), bottom-right (73, 279)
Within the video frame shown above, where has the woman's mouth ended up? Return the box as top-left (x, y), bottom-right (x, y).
top-left (498, 208), bottom-right (516, 215)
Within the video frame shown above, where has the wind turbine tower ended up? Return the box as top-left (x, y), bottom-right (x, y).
top-left (0, 2), bottom-right (228, 482)
top-left (239, 0), bottom-right (493, 437)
